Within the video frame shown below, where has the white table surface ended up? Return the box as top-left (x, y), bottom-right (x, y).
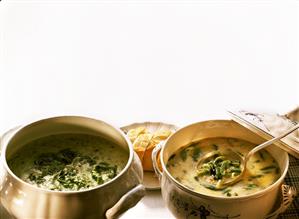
top-left (0, 1), bottom-right (298, 218)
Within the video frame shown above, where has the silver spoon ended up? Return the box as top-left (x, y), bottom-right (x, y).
top-left (197, 123), bottom-right (299, 190)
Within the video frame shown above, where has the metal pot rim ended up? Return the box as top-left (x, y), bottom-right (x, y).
top-left (1, 115), bottom-right (134, 195)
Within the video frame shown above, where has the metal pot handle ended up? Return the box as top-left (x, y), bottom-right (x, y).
top-left (152, 141), bottom-right (164, 180)
top-left (0, 126), bottom-right (21, 154)
top-left (105, 184), bottom-right (146, 219)
top-left (265, 184), bottom-right (297, 219)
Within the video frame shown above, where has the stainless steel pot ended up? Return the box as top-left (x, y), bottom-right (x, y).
top-left (0, 116), bottom-right (145, 219)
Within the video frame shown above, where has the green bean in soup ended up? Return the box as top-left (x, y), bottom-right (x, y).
top-left (167, 137), bottom-right (280, 197)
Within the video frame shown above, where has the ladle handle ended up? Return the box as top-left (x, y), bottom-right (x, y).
top-left (246, 123), bottom-right (299, 158)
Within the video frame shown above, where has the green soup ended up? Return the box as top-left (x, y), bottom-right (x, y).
top-left (167, 137), bottom-right (280, 197)
top-left (8, 134), bottom-right (128, 191)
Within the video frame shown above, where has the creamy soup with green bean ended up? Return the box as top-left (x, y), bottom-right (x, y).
top-left (167, 137), bottom-right (280, 197)
top-left (8, 134), bottom-right (128, 191)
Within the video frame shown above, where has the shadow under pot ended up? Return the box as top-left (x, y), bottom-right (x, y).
top-left (153, 120), bottom-right (297, 219)
top-left (0, 116), bottom-right (145, 219)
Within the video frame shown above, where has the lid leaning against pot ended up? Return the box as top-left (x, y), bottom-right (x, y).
top-left (228, 107), bottom-right (299, 159)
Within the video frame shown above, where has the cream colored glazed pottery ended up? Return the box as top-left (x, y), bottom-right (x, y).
top-left (153, 120), bottom-right (297, 219)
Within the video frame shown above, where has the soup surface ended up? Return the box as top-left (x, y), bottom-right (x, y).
top-left (8, 134), bottom-right (128, 191)
top-left (167, 137), bottom-right (280, 197)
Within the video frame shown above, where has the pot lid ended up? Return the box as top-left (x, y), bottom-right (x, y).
top-left (228, 107), bottom-right (299, 159)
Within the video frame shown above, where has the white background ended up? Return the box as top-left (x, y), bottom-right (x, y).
top-left (0, 1), bottom-right (298, 218)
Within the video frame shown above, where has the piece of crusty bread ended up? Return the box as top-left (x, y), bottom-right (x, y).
top-left (127, 128), bottom-right (172, 171)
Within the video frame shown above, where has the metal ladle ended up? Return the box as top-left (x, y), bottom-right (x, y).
top-left (197, 123), bottom-right (299, 190)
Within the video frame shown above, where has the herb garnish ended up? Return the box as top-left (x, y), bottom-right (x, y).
top-left (245, 183), bottom-right (258, 190)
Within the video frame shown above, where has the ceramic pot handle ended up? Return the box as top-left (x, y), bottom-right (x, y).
top-left (265, 184), bottom-right (297, 219)
top-left (152, 141), bottom-right (163, 179)
top-left (105, 184), bottom-right (146, 219)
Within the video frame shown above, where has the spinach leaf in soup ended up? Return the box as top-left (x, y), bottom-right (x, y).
top-left (8, 134), bottom-right (128, 191)
top-left (92, 162), bottom-right (117, 184)
top-left (180, 148), bottom-right (188, 161)
top-left (192, 147), bottom-right (201, 161)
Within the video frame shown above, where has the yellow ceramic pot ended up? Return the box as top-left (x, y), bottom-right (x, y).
top-left (153, 120), bottom-right (296, 219)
